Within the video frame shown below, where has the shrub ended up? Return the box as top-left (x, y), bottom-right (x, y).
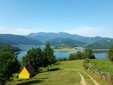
top-left (83, 59), bottom-right (90, 69)
top-left (68, 51), bottom-right (84, 60)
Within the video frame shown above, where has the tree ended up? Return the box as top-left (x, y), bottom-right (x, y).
top-left (22, 42), bottom-right (56, 71)
top-left (1, 45), bottom-right (13, 53)
top-left (68, 51), bottom-right (84, 60)
top-left (68, 53), bottom-right (77, 60)
top-left (108, 45), bottom-right (113, 62)
top-left (44, 42), bottom-right (56, 70)
top-left (75, 51), bottom-right (84, 59)
top-left (0, 45), bottom-right (20, 53)
top-left (83, 59), bottom-right (90, 69)
top-left (84, 48), bottom-right (95, 59)
top-left (22, 48), bottom-right (43, 71)
top-left (0, 47), bottom-right (20, 85)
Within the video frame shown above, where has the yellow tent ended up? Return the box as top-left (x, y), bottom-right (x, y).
top-left (19, 63), bottom-right (35, 79)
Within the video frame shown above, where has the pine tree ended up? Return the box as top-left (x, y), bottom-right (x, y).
top-left (22, 48), bottom-right (44, 71)
top-left (0, 46), bottom-right (20, 85)
top-left (44, 42), bottom-right (56, 70)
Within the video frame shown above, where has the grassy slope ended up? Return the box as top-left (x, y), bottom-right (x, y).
top-left (7, 60), bottom-right (109, 85)
top-left (90, 59), bottom-right (113, 73)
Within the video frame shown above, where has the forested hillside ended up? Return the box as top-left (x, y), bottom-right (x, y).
top-left (87, 38), bottom-right (113, 49)
top-left (27, 32), bottom-right (113, 49)
top-left (0, 33), bottom-right (113, 49)
top-left (0, 34), bottom-right (43, 45)
top-left (49, 38), bottom-right (85, 48)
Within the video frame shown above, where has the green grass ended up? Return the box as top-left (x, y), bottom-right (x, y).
top-left (7, 60), bottom-right (110, 85)
top-left (87, 70), bottom-right (110, 85)
top-left (90, 59), bottom-right (113, 73)
top-left (80, 71), bottom-right (94, 85)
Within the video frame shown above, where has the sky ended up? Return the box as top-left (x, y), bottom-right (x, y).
top-left (0, 0), bottom-right (113, 37)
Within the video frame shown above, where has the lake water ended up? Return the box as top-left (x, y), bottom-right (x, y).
top-left (17, 45), bottom-right (108, 61)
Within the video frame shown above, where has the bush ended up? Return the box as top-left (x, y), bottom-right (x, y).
top-left (84, 48), bottom-right (96, 59)
top-left (108, 45), bottom-right (113, 62)
top-left (68, 53), bottom-right (77, 60)
top-left (68, 51), bottom-right (84, 60)
top-left (83, 59), bottom-right (90, 69)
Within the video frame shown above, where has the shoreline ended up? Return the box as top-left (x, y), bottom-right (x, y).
top-left (92, 49), bottom-right (108, 51)
top-left (13, 44), bottom-right (43, 46)
top-left (54, 48), bottom-right (78, 53)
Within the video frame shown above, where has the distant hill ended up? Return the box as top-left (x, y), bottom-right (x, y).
top-left (49, 38), bottom-right (85, 48)
top-left (27, 32), bottom-right (105, 44)
top-left (0, 34), bottom-right (43, 45)
top-left (0, 32), bottom-right (113, 49)
top-left (27, 32), bottom-right (89, 43)
top-left (87, 38), bottom-right (113, 49)
top-left (27, 32), bottom-right (113, 49)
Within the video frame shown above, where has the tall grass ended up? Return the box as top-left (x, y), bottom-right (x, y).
top-left (90, 59), bottom-right (113, 73)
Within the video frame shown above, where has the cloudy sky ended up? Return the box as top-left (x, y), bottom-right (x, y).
top-left (0, 0), bottom-right (113, 37)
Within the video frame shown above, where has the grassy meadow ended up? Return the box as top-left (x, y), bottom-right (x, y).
top-left (7, 60), bottom-right (110, 85)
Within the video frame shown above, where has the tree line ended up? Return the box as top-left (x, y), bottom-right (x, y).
top-left (68, 46), bottom-right (113, 61)
top-left (60, 48), bottom-right (95, 61)
top-left (0, 42), bottom-right (56, 85)
top-left (22, 42), bottom-right (56, 71)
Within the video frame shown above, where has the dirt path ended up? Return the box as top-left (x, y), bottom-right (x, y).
top-left (64, 69), bottom-right (100, 85)
top-left (79, 69), bottom-right (100, 85)
top-left (78, 72), bottom-right (87, 85)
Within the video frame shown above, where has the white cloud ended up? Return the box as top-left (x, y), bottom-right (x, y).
top-left (65, 26), bottom-right (113, 37)
top-left (14, 28), bottom-right (34, 35)
top-left (0, 26), bottom-right (113, 38)
top-left (0, 26), bottom-right (32, 35)
top-left (0, 26), bottom-right (56, 35)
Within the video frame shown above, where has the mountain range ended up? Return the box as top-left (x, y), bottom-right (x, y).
top-left (0, 34), bottom-right (42, 45)
top-left (27, 32), bottom-right (113, 49)
top-left (27, 32), bottom-right (104, 44)
top-left (0, 32), bottom-right (113, 49)
top-left (48, 38), bottom-right (85, 48)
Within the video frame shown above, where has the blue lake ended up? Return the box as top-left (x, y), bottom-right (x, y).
top-left (17, 45), bottom-right (107, 61)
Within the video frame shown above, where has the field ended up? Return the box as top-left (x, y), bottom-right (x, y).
top-left (7, 60), bottom-right (110, 85)
top-left (90, 59), bottom-right (113, 73)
